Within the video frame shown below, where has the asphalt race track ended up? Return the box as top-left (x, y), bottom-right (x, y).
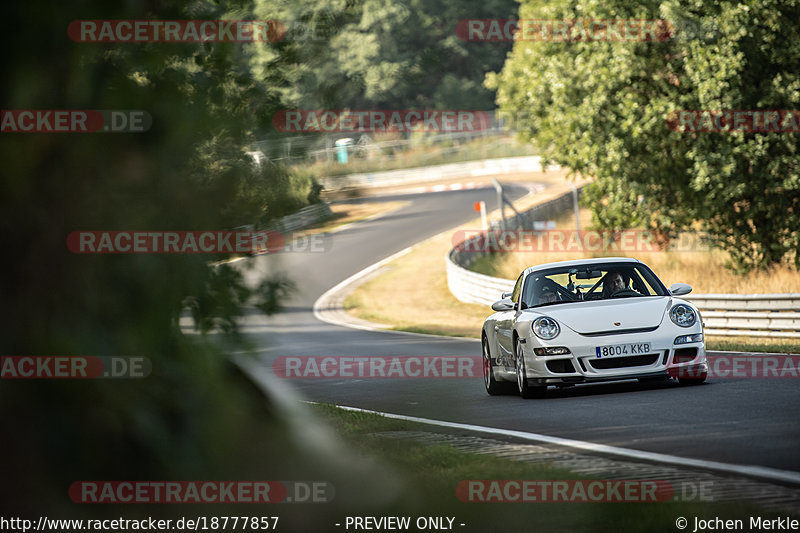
top-left (241, 184), bottom-right (800, 476)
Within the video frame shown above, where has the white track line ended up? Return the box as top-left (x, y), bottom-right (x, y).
top-left (333, 404), bottom-right (800, 486)
top-left (312, 245), bottom-right (477, 340)
top-left (312, 181), bottom-right (541, 338)
top-left (312, 246), bottom-right (414, 332)
top-left (311, 184), bottom-right (800, 484)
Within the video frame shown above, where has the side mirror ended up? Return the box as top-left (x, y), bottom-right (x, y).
top-left (669, 283), bottom-right (693, 296)
top-left (491, 298), bottom-right (515, 312)
top-left (501, 291), bottom-right (512, 299)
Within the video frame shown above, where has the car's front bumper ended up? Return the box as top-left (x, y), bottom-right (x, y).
top-left (519, 328), bottom-right (706, 385)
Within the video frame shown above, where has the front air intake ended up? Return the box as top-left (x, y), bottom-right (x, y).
top-left (590, 354), bottom-right (659, 370)
top-left (546, 359), bottom-right (576, 374)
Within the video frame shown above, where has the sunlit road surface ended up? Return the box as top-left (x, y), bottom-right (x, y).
top-left (240, 185), bottom-right (800, 474)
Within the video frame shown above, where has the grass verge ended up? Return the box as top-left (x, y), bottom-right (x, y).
top-left (295, 200), bottom-right (410, 237)
top-left (311, 403), bottom-right (796, 532)
top-left (299, 135), bottom-right (537, 179)
top-left (705, 336), bottom-right (800, 354)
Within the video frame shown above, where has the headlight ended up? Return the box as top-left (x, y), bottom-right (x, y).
top-left (670, 304), bottom-right (697, 328)
top-left (532, 317), bottom-right (560, 340)
top-left (674, 333), bottom-right (703, 344)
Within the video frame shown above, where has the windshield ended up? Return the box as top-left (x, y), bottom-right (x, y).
top-left (520, 262), bottom-right (668, 308)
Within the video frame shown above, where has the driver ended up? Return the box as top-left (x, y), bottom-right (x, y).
top-left (602, 270), bottom-right (628, 298)
top-left (538, 286), bottom-right (558, 304)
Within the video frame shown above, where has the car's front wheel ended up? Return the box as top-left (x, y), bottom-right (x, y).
top-left (674, 363), bottom-right (708, 385)
top-left (483, 336), bottom-right (514, 395)
top-left (515, 338), bottom-right (546, 399)
top-left (678, 373), bottom-right (708, 385)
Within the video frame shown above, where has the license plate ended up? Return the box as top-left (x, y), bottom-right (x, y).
top-left (595, 342), bottom-right (651, 358)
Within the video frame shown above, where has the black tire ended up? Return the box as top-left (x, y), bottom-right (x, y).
top-left (676, 364), bottom-right (708, 385)
top-left (678, 375), bottom-right (707, 385)
top-left (483, 336), bottom-right (514, 395)
top-left (515, 338), bottom-right (546, 399)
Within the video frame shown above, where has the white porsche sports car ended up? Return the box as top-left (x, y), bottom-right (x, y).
top-left (482, 257), bottom-right (708, 398)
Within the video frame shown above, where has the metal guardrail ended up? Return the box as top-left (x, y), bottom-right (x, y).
top-left (446, 255), bottom-right (514, 306)
top-left (320, 156), bottom-right (556, 191)
top-left (690, 295), bottom-right (800, 338)
top-left (250, 111), bottom-right (516, 165)
top-left (447, 188), bottom-right (578, 305)
top-left (446, 192), bottom-right (800, 339)
top-left (265, 203), bottom-right (333, 233)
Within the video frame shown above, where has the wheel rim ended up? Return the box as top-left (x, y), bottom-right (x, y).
top-left (515, 342), bottom-right (525, 391)
top-left (482, 340), bottom-right (491, 388)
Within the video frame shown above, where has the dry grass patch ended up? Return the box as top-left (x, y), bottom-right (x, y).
top-left (344, 176), bottom-right (586, 338)
top-left (296, 200), bottom-right (409, 237)
top-left (302, 134), bottom-right (537, 180)
top-left (344, 229), bottom-right (489, 338)
top-left (358, 168), bottom-right (573, 198)
top-left (705, 336), bottom-right (800, 354)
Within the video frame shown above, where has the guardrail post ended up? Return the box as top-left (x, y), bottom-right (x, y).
top-left (568, 181), bottom-right (582, 250)
top-left (493, 178), bottom-right (507, 232)
top-left (492, 178), bottom-right (526, 231)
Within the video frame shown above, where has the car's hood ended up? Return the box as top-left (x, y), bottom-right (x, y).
top-left (530, 297), bottom-right (672, 335)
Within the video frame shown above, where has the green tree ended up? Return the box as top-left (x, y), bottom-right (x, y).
top-left (253, 0), bottom-right (518, 112)
top-left (488, 0), bottom-right (800, 271)
top-left (0, 0), bottom-right (310, 509)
